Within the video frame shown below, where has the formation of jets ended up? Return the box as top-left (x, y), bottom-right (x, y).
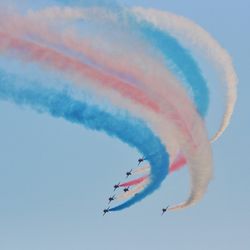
top-left (103, 157), bottom-right (169, 216)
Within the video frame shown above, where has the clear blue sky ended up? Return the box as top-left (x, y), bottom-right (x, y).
top-left (0, 1), bottom-right (249, 250)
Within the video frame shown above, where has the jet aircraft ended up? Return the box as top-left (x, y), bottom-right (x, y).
top-left (108, 195), bottom-right (116, 204)
top-left (161, 206), bottom-right (169, 215)
top-left (126, 169), bottom-right (132, 178)
top-left (138, 157), bottom-right (146, 165)
top-left (103, 207), bottom-right (110, 216)
top-left (113, 182), bottom-right (120, 191)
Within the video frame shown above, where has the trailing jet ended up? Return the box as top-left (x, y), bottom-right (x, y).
top-left (123, 187), bottom-right (129, 192)
top-left (161, 206), bottom-right (169, 215)
top-left (108, 195), bottom-right (115, 204)
top-left (103, 207), bottom-right (110, 216)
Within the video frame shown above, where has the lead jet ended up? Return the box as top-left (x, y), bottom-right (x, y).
top-left (161, 206), bottom-right (169, 215)
top-left (126, 169), bottom-right (133, 178)
top-left (108, 195), bottom-right (116, 204)
top-left (103, 207), bottom-right (110, 216)
top-left (113, 182), bottom-right (120, 191)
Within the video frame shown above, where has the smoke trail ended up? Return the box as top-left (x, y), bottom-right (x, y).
top-left (130, 17), bottom-right (209, 117)
top-left (119, 176), bottom-right (149, 188)
top-left (0, 32), bottom-right (160, 113)
top-left (0, 29), bottom-right (181, 161)
top-left (116, 179), bottom-right (150, 202)
top-left (133, 7), bottom-right (238, 142)
top-left (0, 69), bottom-right (169, 210)
top-left (132, 165), bottom-right (150, 174)
top-left (169, 154), bottom-right (187, 173)
top-left (15, 6), bottom-right (210, 118)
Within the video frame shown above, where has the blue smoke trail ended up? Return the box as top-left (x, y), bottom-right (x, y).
top-left (132, 19), bottom-right (209, 117)
top-left (0, 70), bottom-right (169, 211)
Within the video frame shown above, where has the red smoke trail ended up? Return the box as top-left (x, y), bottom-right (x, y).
top-left (119, 175), bottom-right (149, 187)
top-left (169, 154), bottom-right (187, 173)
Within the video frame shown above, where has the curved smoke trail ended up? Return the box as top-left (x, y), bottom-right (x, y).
top-left (0, 69), bottom-right (169, 210)
top-left (132, 7), bottom-right (238, 142)
top-left (22, 6), bottom-right (210, 118)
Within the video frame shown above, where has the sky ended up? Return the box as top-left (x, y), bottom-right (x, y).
top-left (0, 0), bottom-right (249, 250)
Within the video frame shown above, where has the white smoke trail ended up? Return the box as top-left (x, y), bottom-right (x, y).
top-left (132, 165), bottom-right (150, 175)
top-left (27, 6), bottom-right (117, 21)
